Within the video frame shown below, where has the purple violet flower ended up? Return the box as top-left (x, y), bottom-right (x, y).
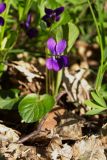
top-left (21, 13), bottom-right (38, 39)
top-left (0, 3), bottom-right (6, 26)
top-left (42, 7), bottom-right (64, 27)
top-left (46, 38), bottom-right (69, 71)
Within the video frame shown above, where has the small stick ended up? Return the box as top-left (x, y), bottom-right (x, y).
top-left (18, 113), bottom-right (48, 143)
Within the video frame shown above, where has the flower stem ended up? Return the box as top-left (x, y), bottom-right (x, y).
top-left (52, 71), bottom-right (55, 96)
top-left (46, 67), bottom-right (49, 94)
top-left (55, 69), bottom-right (63, 97)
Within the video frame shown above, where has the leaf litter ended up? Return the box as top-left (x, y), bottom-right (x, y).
top-left (0, 41), bottom-right (107, 159)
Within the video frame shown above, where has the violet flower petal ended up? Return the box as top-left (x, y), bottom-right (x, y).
top-left (54, 7), bottom-right (64, 16)
top-left (42, 15), bottom-right (52, 27)
top-left (0, 16), bottom-right (4, 26)
top-left (47, 38), bottom-right (56, 54)
top-left (46, 57), bottom-right (53, 70)
top-left (56, 40), bottom-right (66, 54)
top-left (42, 15), bottom-right (49, 21)
top-left (45, 8), bottom-right (53, 15)
top-left (60, 56), bottom-right (69, 67)
top-left (25, 13), bottom-right (31, 28)
top-left (55, 15), bottom-right (60, 21)
top-left (27, 27), bottom-right (37, 38)
top-left (52, 58), bottom-right (62, 71)
top-left (0, 3), bottom-right (6, 14)
top-left (46, 57), bottom-right (62, 71)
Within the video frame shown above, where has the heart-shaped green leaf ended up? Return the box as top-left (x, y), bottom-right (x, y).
top-left (18, 93), bottom-right (55, 123)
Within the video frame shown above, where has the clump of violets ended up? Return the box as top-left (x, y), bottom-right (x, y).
top-left (42, 7), bottom-right (64, 27)
top-left (21, 12), bottom-right (38, 38)
top-left (0, 3), bottom-right (6, 26)
top-left (46, 38), bottom-right (69, 71)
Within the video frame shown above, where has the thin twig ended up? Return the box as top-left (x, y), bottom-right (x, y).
top-left (18, 113), bottom-right (48, 143)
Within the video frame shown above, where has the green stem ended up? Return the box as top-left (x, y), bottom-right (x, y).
top-left (52, 71), bottom-right (55, 96)
top-left (46, 68), bottom-right (49, 94)
top-left (45, 48), bottom-right (49, 94)
top-left (88, 0), bottom-right (104, 91)
top-left (2, 51), bottom-right (8, 62)
top-left (55, 69), bottom-right (63, 97)
top-left (95, 66), bottom-right (104, 91)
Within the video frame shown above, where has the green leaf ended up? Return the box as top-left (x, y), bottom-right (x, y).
top-left (0, 63), bottom-right (7, 77)
top-left (0, 89), bottom-right (19, 110)
top-left (0, 97), bottom-right (18, 110)
top-left (91, 92), bottom-right (106, 107)
top-left (67, 21), bottom-right (79, 52)
top-left (38, 0), bottom-right (46, 18)
top-left (11, 0), bottom-right (19, 9)
top-left (18, 5), bottom-right (24, 20)
top-left (0, 63), bottom-right (6, 72)
top-left (85, 99), bottom-right (107, 115)
top-left (59, 11), bottom-right (71, 25)
top-left (85, 100), bottom-right (103, 109)
top-left (55, 26), bottom-right (63, 42)
top-left (6, 31), bottom-right (18, 49)
top-left (99, 84), bottom-right (107, 99)
top-left (40, 21), bottom-right (47, 31)
top-left (86, 108), bottom-right (106, 115)
top-left (1, 37), bottom-right (8, 50)
top-left (18, 93), bottom-right (55, 123)
top-left (56, 0), bottom-right (65, 4)
top-left (11, 89), bottom-right (20, 98)
top-left (46, 0), bottom-right (59, 8)
top-left (66, 0), bottom-right (87, 4)
top-left (24, 0), bottom-right (33, 16)
top-left (104, 47), bottom-right (107, 62)
top-left (8, 49), bottom-right (24, 53)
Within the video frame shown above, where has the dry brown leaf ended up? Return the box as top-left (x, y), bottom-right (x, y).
top-left (63, 68), bottom-right (91, 106)
top-left (0, 143), bottom-right (38, 160)
top-left (41, 107), bottom-right (65, 131)
top-left (0, 124), bottom-right (43, 160)
top-left (72, 135), bottom-right (106, 160)
top-left (47, 136), bottom-right (72, 160)
top-left (101, 123), bottom-right (107, 136)
top-left (9, 61), bottom-right (44, 82)
top-left (7, 61), bottom-right (45, 95)
top-left (0, 124), bottom-right (19, 143)
top-left (56, 111), bottom-right (84, 140)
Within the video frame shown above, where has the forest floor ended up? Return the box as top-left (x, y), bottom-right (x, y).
top-left (0, 40), bottom-right (107, 160)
